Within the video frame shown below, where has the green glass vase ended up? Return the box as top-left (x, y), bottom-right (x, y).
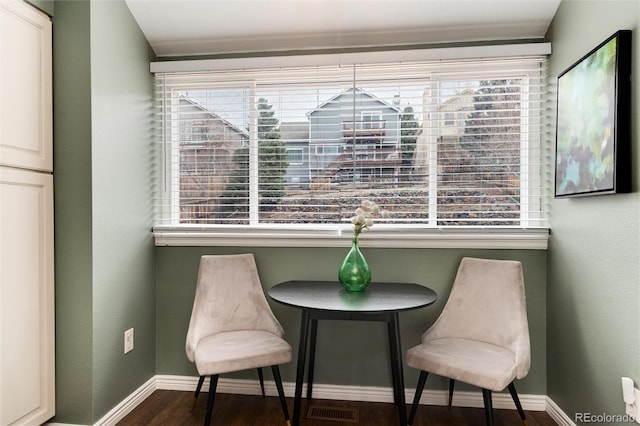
top-left (338, 236), bottom-right (371, 292)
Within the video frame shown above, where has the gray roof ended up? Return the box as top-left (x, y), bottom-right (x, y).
top-left (306, 88), bottom-right (401, 117)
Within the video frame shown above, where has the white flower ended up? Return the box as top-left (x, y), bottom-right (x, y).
top-left (350, 200), bottom-right (388, 239)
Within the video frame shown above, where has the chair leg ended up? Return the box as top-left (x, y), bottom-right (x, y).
top-left (271, 365), bottom-right (292, 425)
top-left (191, 375), bottom-right (205, 412)
top-left (408, 371), bottom-right (428, 426)
top-left (448, 378), bottom-right (455, 407)
top-left (204, 375), bottom-right (219, 426)
top-left (482, 388), bottom-right (493, 426)
top-left (508, 382), bottom-right (528, 425)
top-left (257, 367), bottom-right (266, 397)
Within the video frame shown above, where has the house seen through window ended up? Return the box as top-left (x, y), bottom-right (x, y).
top-left (154, 56), bottom-right (549, 232)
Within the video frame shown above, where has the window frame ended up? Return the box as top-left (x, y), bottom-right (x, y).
top-left (287, 147), bottom-right (304, 165)
top-left (444, 112), bottom-right (456, 126)
top-left (152, 44), bottom-right (551, 249)
top-left (152, 224), bottom-right (549, 249)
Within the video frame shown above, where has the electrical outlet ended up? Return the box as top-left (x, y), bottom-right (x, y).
top-left (124, 328), bottom-right (134, 354)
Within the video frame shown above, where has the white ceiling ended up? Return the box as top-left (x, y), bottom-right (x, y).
top-left (125, 0), bottom-right (561, 57)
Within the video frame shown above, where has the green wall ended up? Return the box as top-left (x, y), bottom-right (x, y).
top-left (546, 1), bottom-right (640, 424)
top-left (53, 1), bottom-right (93, 421)
top-left (25, 0), bottom-right (53, 16)
top-left (156, 247), bottom-right (548, 394)
top-left (53, 0), bottom-right (156, 423)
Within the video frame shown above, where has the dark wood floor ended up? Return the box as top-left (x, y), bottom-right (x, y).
top-left (117, 390), bottom-right (558, 426)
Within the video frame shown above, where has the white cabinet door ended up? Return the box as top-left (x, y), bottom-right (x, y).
top-left (0, 0), bottom-right (52, 171)
top-left (0, 166), bottom-right (54, 426)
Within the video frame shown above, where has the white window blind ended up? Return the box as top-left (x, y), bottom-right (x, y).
top-left (153, 53), bottom-right (551, 236)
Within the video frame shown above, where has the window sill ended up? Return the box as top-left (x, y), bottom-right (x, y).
top-left (153, 225), bottom-right (549, 250)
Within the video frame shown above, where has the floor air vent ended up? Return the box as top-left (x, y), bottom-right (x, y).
top-left (307, 405), bottom-right (359, 422)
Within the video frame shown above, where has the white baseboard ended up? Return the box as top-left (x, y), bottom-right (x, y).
top-left (45, 377), bottom-right (157, 426)
top-left (546, 396), bottom-right (577, 426)
top-left (94, 377), bottom-right (157, 426)
top-left (48, 374), bottom-right (571, 425)
top-left (157, 374), bottom-right (548, 410)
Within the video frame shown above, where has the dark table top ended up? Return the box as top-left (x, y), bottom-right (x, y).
top-left (268, 280), bottom-right (437, 314)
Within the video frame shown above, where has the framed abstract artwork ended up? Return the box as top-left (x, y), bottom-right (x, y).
top-left (555, 30), bottom-right (632, 197)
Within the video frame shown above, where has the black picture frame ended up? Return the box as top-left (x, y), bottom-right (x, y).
top-left (555, 30), bottom-right (632, 197)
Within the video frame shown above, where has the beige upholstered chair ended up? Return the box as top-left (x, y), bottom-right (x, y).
top-left (186, 254), bottom-right (292, 426)
top-left (405, 257), bottom-right (530, 426)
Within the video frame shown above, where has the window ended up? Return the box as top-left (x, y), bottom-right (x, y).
top-left (360, 111), bottom-right (383, 130)
top-left (444, 112), bottom-right (455, 126)
top-left (153, 46), bottom-right (551, 248)
top-left (287, 148), bottom-right (304, 165)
